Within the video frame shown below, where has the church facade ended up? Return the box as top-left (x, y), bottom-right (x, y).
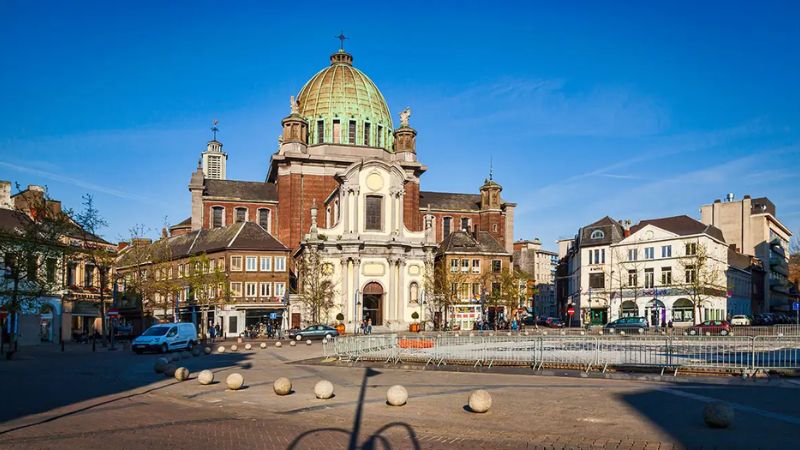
top-left (176, 47), bottom-right (515, 331)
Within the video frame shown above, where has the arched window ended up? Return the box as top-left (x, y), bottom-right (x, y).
top-left (212, 206), bottom-right (224, 228)
top-left (409, 282), bottom-right (419, 304)
top-left (257, 208), bottom-right (270, 231)
top-left (590, 229), bottom-right (605, 240)
top-left (234, 207), bottom-right (247, 223)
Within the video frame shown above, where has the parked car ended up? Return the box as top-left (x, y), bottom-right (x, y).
top-left (288, 324), bottom-right (339, 340)
top-left (730, 315), bottom-right (751, 326)
top-left (521, 315), bottom-right (537, 326)
top-left (603, 317), bottom-right (649, 332)
top-left (539, 317), bottom-right (564, 328)
top-left (132, 323), bottom-right (198, 354)
top-left (688, 320), bottom-right (732, 336)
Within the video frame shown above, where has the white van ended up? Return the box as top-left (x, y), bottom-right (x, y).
top-left (132, 323), bottom-right (198, 354)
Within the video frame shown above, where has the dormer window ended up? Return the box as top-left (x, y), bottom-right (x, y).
top-left (590, 229), bottom-right (605, 240)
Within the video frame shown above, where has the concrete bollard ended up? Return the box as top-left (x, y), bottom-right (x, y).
top-left (289, 341), bottom-right (296, 347)
top-left (275, 341), bottom-right (282, 348)
top-left (217, 345), bottom-right (225, 353)
top-left (386, 385), bottom-right (408, 406)
top-left (230, 344), bottom-right (238, 352)
top-left (198, 369), bottom-right (214, 385)
top-left (204, 346), bottom-right (212, 355)
top-left (273, 377), bottom-right (292, 395)
top-left (468, 390), bottom-right (492, 413)
top-left (244, 343), bottom-right (252, 350)
top-left (314, 380), bottom-right (334, 399)
top-left (154, 357), bottom-right (170, 373)
top-left (703, 402), bottom-right (734, 428)
top-left (260, 342), bottom-right (267, 349)
top-left (174, 367), bottom-right (189, 381)
top-left (226, 373), bottom-right (244, 390)
top-left (306, 339), bottom-right (312, 345)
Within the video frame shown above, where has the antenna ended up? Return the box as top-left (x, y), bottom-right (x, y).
top-left (211, 119), bottom-right (219, 141)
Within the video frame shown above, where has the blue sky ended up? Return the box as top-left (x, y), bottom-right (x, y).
top-left (1, 0), bottom-right (799, 249)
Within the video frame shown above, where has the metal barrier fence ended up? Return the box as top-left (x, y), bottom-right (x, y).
top-left (408, 325), bottom-right (800, 338)
top-left (327, 334), bottom-right (800, 375)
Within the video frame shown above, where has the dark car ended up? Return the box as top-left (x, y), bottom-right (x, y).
top-left (540, 317), bottom-right (564, 328)
top-left (688, 320), bottom-right (732, 336)
top-left (604, 317), bottom-right (649, 332)
top-left (288, 324), bottom-right (339, 340)
top-left (521, 315), bottom-right (537, 326)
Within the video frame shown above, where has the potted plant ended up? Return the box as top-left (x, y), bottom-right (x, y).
top-left (335, 313), bottom-right (346, 335)
top-left (409, 311), bottom-right (420, 332)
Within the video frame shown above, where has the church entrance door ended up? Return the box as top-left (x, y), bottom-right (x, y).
top-left (362, 282), bottom-right (383, 326)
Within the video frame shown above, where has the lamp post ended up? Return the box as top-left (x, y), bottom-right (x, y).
top-left (354, 288), bottom-right (361, 335)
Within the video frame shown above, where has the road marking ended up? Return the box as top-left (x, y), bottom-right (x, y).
top-left (660, 388), bottom-right (800, 425)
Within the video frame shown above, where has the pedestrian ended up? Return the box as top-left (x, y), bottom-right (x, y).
top-left (208, 324), bottom-right (216, 343)
top-left (266, 321), bottom-right (273, 339)
top-left (367, 318), bottom-right (372, 335)
top-left (214, 323), bottom-right (221, 340)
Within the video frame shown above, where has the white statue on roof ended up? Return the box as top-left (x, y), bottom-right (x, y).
top-left (399, 107), bottom-right (411, 127)
top-left (290, 95), bottom-right (299, 114)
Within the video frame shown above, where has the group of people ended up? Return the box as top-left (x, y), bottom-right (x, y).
top-left (357, 317), bottom-right (373, 335)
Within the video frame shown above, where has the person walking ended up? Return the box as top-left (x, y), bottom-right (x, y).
top-left (367, 318), bottom-right (373, 335)
top-left (208, 324), bottom-right (216, 343)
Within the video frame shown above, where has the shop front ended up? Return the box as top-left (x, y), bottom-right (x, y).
top-left (448, 304), bottom-right (481, 331)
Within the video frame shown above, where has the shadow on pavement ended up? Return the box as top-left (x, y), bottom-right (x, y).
top-left (0, 342), bottom-right (252, 427)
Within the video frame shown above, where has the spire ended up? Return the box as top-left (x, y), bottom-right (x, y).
top-left (330, 31), bottom-right (353, 65)
top-left (489, 155), bottom-right (494, 181)
top-left (335, 31), bottom-right (347, 51)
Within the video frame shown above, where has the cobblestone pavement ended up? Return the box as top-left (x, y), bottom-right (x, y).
top-left (1, 341), bottom-right (799, 449)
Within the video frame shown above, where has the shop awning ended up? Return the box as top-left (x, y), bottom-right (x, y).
top-left (71, 302), bottom-right (100, 317)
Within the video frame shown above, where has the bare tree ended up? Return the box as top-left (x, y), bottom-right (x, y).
top-left (678, 241), bottom-right (725, 324)
top-left (789, 233), bottom-right (800, 287)
top-left (186, 252), bottom-right (230, 339)
top-left (0, 186), bottom-right (74, 355)
top-left (295, 245), bottom-right (337, 324)
top-left (427, 257), bottom-right (469, 330)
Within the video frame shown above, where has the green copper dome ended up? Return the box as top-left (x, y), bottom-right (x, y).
top-left (297, 50), bottom-right (394, 151)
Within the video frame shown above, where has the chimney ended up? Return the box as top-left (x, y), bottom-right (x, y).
top-left (0, 181), bottom-right (11, 209)
top-left (131, 238), bottom-right (152, 247)
top-left (28, 184), bottom-right (45, 193)
top-left (117, 242), bottom-right (129, 251)
top-left (161, 227), bottom-right (168, 239)
top-left (726, 193), bottom-right (734, 202)
top-left (743, 194), bottom-right (751, 199)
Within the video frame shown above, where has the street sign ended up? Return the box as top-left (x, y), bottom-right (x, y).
top-left (793, 302), bottom-right (799, 311)
top-left (269, 312), bottom-right (277, 320)
top-left (567, 306), bottom-right (575, 316)
top-left (106, 308), bottom-right (120, 318)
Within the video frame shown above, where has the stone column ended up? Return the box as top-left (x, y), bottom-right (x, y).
top-left (340, 256), bottom-right (350, 325)
top-left (398, 257), bottom-right (406, 324)
top-left (353, 257), bottom-right (361, 322)
top-left (387, 256), bottom-right (397, 324)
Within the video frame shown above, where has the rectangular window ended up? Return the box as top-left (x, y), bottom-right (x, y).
top-left (644, 268), bottom-right (655, 288)
top-left (46, 258), bottom-right (56, 283)
top-left (235, 208), bottom-right (246, 223)
top-left (472, 283), bottom-right (481, 297)
top-left (661, 267), bottom-right (672, 285)
top-left (348, 120), bottom-right (356, 144)
top-left (260, 256), bottom-right (272, 271)
top-left (589, 273), bottom-right (605, 289)
top-left (661, 245), bottom-right (672, 258)
top-left (274, 282), bottom-right (286, 298)
top-left (628, 270), bottom-right (637, 287)
top-left (451, 282), bottom-right (458, 295)
top-left (230, 282), bottom-right (242, 297)
top-left (260, 282), bottom-right (272, 298)
top-left (644, 247), bottom-right (654, 259)
top-left (377, 125), bottom-right (383, 147)
top-left (460, 283), bottom-right (470, 300)
top-left (461, 259), bottom-right (469, 272)
top-left (591, 249), bottom-right (605, 264)
top-left (628, 249), bottom-right (638, 261)
top-left (228, 316), bottom-right (238, 335)
top-left (332, 119), bottom-right (341, 143)
top-left (245, 282), bottom-right (257, 297)
top-left (472, 259), bottom-right (481, 273)
top-left (212, 207), bottom-right (223, 228)
top-left (460, 217), bottom-right (470, 231)
top-left (685, 265), bottom-right (696, 283)
top-left (492, 260), bottom-right (502, 273)
top-left (443, 217), bottom-right (452, 236)
top-left (84, 264), bottom-right (94, 287)
top-left (685, 242), bottom-right (697, 256)
top-left (230, 256), bottom-right (243, 271)
top-left (67, 262), bottom-right (76, 286)
top-left (317, 120), bottom-right (325, 143)
top-left (491, 282), bottom-right (501, 296)
top-left (365, 195), bottom-right (382, 231)
top-left (245, 256), bottom-right (257, 272)
top-left (450, 259), bottom-right (458, 273)
top-left (363, 123), bottom-right (371, 146)
top-left (258, 209), bottom-right (270, 230)
top-left (274, 256), bottom-right (286, 272)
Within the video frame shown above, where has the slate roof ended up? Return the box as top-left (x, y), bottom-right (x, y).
top-left (630, 215), bottom-right (725, 242)
top-left (437, 230), bottom-right (510, 256)
top-left (116, 222), bottom-right (288, 267)
top-left (204, 179), bottom-right (277, 202)
top-left (579, 216), bottom-right (624, 248)
top-left (419, 191), bottom-right (482, 211)
top-left (727, 247), bottom-right (753, 271)
top-left (0, 208), bottom-right (110, 245)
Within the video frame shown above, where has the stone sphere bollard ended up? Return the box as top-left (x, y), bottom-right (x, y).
top-left (154, 357), bottom-right (169, 373)
top-left (296, 335), bottom-right (303, 341)
top-left (217, 345), bottom-right (226, 353)
top-left (230, 344), bottom-right (238, 352)
top-left (580, 331), bottom-right (585, 336)
top-left (468, 390), bottom-right (492, 413)
top-left (174, 367), bottom-right (189, 382)
top-left (560, 331), bottom-right (566, 336)
top-left (703, 402), bottom-right (734, 428)
top-left (306, 339), bottom-right (312, 345)
top-left (273, 377), bottom-right (292, 395)
top-left (244, 343), bottom-right (252, 350)
top-left (226, 373), bottom-right (244, 390)
top-left (543, 331), bottom-right (548, 336)
top-left (192, 347), bottom-right (201, 357)
top-left (275, 341), bottom-right (283, 348)
top-left (204, 346), bottom-right (212, 355)
top-left (290, 341), bottom-right (296, 347)
top-left (162, 364), bottom-right (177, 377)
top-left (198, 369), bottom-right (214, 385)
top-left (639, 328), bottom-right (644, 334)
top-left (488, 332), bottom-right (494, 336)
top-left (260, 342), bottom-right (267, 349)
top-left (620, 331), bottom-right (626, 336)
top-left (314, 380), bottom-right (335, 399)
top-left (386, 385), bottom-right (408, 406)
top-left (598, 330), bottom-right (603, 335)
